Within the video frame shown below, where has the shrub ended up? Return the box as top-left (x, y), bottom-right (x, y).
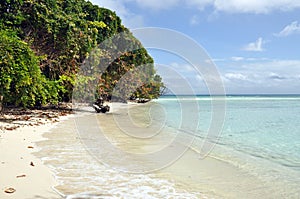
top-left (0, 29), bottom-right (58, 107)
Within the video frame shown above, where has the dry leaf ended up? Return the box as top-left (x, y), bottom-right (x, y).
top-left (4, 187), bottom-right (16, 194)
top-left (16, 174), bottom-right (26, 178)
top-left (23, 116), bottom-right (31, 121)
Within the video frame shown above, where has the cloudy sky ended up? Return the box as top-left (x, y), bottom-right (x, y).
top-left (90, 0), bottom-right (300, 94)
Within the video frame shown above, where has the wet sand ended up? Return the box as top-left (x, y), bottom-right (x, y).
top-left (33, 104), bottom-right (206, 198)
top-left (13, 102), bottom-right (292, 198)
top-left (94, 103), bottom-right (285, 198)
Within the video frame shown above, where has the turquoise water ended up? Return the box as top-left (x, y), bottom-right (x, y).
top-left (222, 96), bottom-right (300, 168)
top-left (154, 95), bottom-right (300, 196)
top-left (156, 95), bottom-right (300, 167)
top-left (36, 95), bottom-right (300, 198)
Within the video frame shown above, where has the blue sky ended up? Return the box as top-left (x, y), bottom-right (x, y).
top-left (90, 0), bottom-right (300, 94)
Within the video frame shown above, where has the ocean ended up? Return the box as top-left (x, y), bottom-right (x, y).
top-left (156, 95), bottom-right (300, 197)
top-left (35, 95), bottom-right (300, 198)
top-left (157, 95), bottom-right (300, 169)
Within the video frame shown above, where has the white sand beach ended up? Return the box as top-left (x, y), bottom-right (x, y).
top-left (0, 103), bottom-right (133, 199)
top-left (0, 109), bottom-right (71, 199)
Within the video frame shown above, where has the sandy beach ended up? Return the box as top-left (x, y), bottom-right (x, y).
top-left (30, 103), bottom-right (207, 198)
top-left (1, 101), bottom-right (298, 198)
top-left (27, 102), bottom-right (263, 198)
top-left (0, 103), bottom-right (137, 199)
top-left (0, 109), bottom-right (71, 199)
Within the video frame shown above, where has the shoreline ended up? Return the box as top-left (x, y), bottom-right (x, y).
top-left (30, 102), bottom-right (206, 198)
top-left (0, 102), bottom-right (138, 198)
top-left (2, 100), bottom-right (298, 198)
top-left (26, 102), bottom-right (272, 198)
top-left (93, 102), bottom-right (264, 198)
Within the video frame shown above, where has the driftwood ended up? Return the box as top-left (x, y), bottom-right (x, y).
top-left (136, 98), bottom-right (150, 103)
top-left (92, 98), bottom-right (110, 113)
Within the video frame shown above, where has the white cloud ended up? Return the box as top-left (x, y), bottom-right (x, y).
top-left (190, 15), bottom-right (200, 25)
top-left (224, 73), bottom-right (247, 80)
top-left (275, 21), bottom-right (300, 37)
top-left (243, 37), bottom-right (265, 52)
top-left (155, 63), bottom-right (208, 94)
top-left (212, 58), bottom-right (226, 62)
top-left (135, 0), bottom-right (180, 10)
top-left (269, 72), bottom-right (286, 80)
top-left (157, 59), bottom-right (300, 94)
top-left (90, 0), bottom-right (144, 28)
top-left (170, 63), bottom-right (195, 72)
top-left (196, 74), bottom-right (203, 81)
top-left (245, 57), bottom-right (270, 61)
top-left (89, 0), bottom-right (300, 29)
top-left (215, 57), bottom-right (270, 62)
top-left (248, 60), bottom-right (300, 69)
top-left (221, 59), bottom-right (300, 93)
top-left (94, 0), bottom-right (300, 14)
top-left (90, 0), bottom-right (128, 17)
top-left (187, 0), bottom-right (214, 10)
top-left (231, 56), bottom-right (244, 61)
top-left (188, 0), bottom-right (300, 14)
top-left (123, 15), bottom-right (145, 29)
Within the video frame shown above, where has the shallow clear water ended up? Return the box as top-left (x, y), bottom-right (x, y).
top-left (222, 97), bottom-right (300, 167)
top-left (35, 112), bottom-right (207, 198)
top-left (154, 95), bottom-right (300, 197)
top-left (35, 95), bottom-right (300, 198)
top-left (157, 95), bottom-right (300, 169)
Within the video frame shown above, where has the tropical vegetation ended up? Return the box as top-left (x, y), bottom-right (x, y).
top-left (0, 0), bottom-right (164, 108)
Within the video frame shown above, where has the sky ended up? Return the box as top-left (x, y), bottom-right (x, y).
top-left (90, 0), bottom-right (300, 94)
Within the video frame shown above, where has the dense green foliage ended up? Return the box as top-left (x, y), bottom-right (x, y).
top-left (0, 29), bottom-right (62, 107)
top-left (0, 0), bottom-right (163, 107)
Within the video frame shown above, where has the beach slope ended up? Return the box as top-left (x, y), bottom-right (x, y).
top-left (0, 110), bottom-right (69, 199)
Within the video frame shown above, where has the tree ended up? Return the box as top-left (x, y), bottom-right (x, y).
top-left (0, 0), bottom-right (164, 107)
top-left (0, 29), bottom-right (60, 107)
